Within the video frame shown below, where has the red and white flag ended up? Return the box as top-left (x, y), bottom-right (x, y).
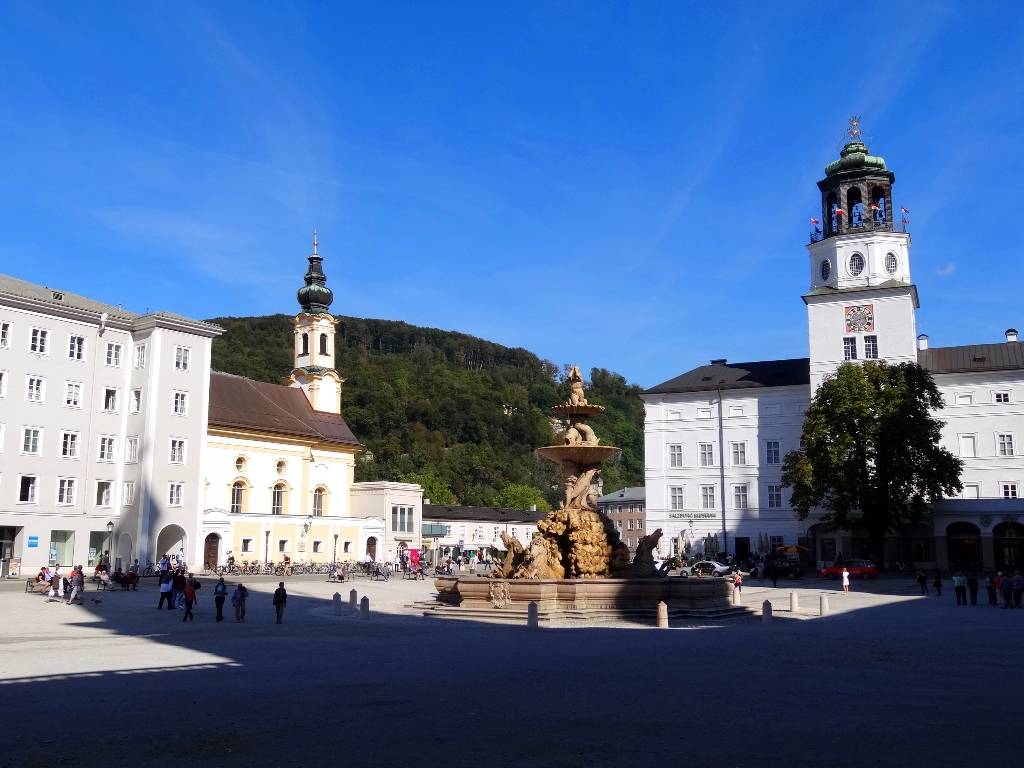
top-left (834, 208), bottom-right (846, 216)
top-left (870, 203), bottom-right (880, 211)
top-left (900, 205), bottom-right (910, 213)
top-left (902, 216), bottom-right (910, 224)
top-left (810, 218), bottom-right (820, 225)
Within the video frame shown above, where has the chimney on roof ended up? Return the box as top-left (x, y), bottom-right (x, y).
top-left (710, 358), bottom-right (727, 365)
top-left (917, 334), bottom-right (929, 351)
top-left (1007, 328), bottom-right (1018, 343)
top-left (530, 504), bottom-right (536, 511)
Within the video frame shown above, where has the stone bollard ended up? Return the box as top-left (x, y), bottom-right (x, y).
top-left (359, 596), bottom-right (370, 620)
top-left (820, 593), bottom-right (830, 616)
top-left (527, 601), bottom-right (539, 629)
top-left (349, 589), bottom-right (358, 611)
top-left (732, 587), bottom-right (742, 606)
top-left (790, 591), bottom-right (799, 613)
top-left (333, 592), bottom-right (342, 615)
top-left (762, 600), bottom-right (772, 625)
top-left (656, 601), bottom-right (669, 628)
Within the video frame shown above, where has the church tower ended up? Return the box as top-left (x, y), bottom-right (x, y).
top-left (804, 119), bottom-right (919, 391)
top-left (287, 233), bottom-right (345, 413)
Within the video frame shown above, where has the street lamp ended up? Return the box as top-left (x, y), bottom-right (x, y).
top-left (106, 521), bottom-right (114, 571)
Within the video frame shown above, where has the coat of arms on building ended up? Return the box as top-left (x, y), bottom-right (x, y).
top-left (845, 305), bottom-right (874, 333)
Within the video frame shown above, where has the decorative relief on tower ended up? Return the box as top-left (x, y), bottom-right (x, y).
top-left (845, 305), bottom-right (874, 333)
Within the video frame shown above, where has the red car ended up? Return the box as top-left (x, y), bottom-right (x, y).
top-left (821, 560), bottom-right (878, 580)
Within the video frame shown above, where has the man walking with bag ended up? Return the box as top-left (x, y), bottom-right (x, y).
top-left (213, 577), bottom-right (228, 622)
top-left (273, 582), bottom-right (287, 624)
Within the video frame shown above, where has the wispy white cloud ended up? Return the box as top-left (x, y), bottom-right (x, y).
top-left (937, 262), bottom-right (955, 276)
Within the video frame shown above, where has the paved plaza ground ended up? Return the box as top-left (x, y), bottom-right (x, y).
top-left (0, 571), bottom-right (1019, 768)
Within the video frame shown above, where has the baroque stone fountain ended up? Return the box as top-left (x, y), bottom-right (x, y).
top-left (426, 367), bottom-right (738, 622)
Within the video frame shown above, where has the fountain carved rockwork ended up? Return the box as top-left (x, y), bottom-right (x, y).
top-left (489, 366), bottom-right (664, 580)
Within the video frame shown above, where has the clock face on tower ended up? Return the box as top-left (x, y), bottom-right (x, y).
top-left (845, 305), bottom-right (875, 333)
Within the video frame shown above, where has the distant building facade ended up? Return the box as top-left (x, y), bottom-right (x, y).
top-left (596, 487), bottom-right (646, 554)
top-left (421, 503), bottom-right (546, 565)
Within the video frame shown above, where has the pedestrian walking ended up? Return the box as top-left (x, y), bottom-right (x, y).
top-left (232, 583), bottom-right (248, 622)
top-left (933, 571), bottom-right (943, 596)
top-left (65, 566), bottom-right (85, 605)
top-left (172, 570), bottom-right (187, 609)
top-left (967, 573), bottom-right (979, 605)
top-left (157, 572), bottom-right (174, 610)
top-left (841, 567), bottom-right (850, 594)
top-left (48, 564), bottom-right (65, 602)
top-left (986, 573), bottom-right (998, 605)
top-left (953, 572), bottom-right (968, 605)
top-left (733, 571), bottom-right (743, 593)
top-left (757, 561), bottom-right (765, 584)
top-left (273, 582), bottom-right (287, 624)
top-left (214, 577), bottom-right (228, 622)
top-left (183, 583), bottom-right (197, 622)
top-left (769, 563), bottom-right (779, 588)
top-left (916, 568), bottom-right (929, 595)
top-left (1002, 573), bottom-right (1014, 609)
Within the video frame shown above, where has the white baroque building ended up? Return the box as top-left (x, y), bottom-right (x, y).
top-left (644, 134), bottom-right (1024, 573)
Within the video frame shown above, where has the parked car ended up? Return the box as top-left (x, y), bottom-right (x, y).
top-left (760, 559), bottom-right (805, 580)
top-left (680, 560), bottom-right (732, 577)
top-left (821, 560), bottom-right (878, 580)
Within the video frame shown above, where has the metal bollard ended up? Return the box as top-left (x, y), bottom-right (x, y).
top-left (762, 600), bottom-right (773, 625)
top-left (790, 591), bottom-right (799, 613)
top-left (333, 592), bottom-right (342, 615)
top-left (656, 601), bottom-right (669, 628)
top-left (733, 586), bottom-right (742, 606)
top-left (527, 601), bottom-right (539, 629)
top-left (359, 596), bottom-right (370, 620)
top-left (820, 593), bottom-right (830, 616)
top-left (349, 589), bottom-right (358, 611)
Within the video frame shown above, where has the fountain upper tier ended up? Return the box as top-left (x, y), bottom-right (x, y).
top-left (535, 444), bottom-right (621, 467)
top-left (551, 403), bottom-right (606, 418)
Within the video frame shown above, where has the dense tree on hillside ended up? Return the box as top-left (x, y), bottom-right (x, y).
top-left (781, 361), bottom-right (963, 565)
top-left (209, 314), bottom-right (645, 507)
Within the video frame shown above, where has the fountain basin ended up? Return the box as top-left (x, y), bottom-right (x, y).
top-left (535, 445), bottom-right (621, 466)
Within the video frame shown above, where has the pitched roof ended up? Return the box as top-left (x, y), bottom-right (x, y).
top-left (919, 342), bottom-right (1024, 375)
top-left (644, 358), bottom-right (810, 395)
top-left (208, 371), bottom-right (359, 447)
top-left (0, 272), bottom-right (138, 321)
top-left (422, 504), bottom-right (547, 524)
top-left (597, 486), bottom-right (646, 504)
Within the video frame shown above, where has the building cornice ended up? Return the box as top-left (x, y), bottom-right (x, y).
top-left (802, 282), bottom-right (920, 308)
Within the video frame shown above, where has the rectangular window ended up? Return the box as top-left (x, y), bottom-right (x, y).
top-left (668, 444), bottom-right (683, 468)
top-left (19, 475), bottom-right (37, 503)
top-left (996, 392), bottom-right (1010, 403)
top-left (636, 519), bottom-right (643, 530)
top-left (493, 526), bottom-right (500, 540)
top-left (864, 335), bottom-right (878, 359)
top-left (475, 525), bottom-right (484, 539)
top-left (0, 371), bottom-right (6, 398)
top-left (0, 423), bottom-right (5, 452)
top-left (123, 481), bottom-right (135, 506)
top-left (955, 393), bottom-right (973, 406)
top-left (312, 540), bottom-right (323, 554)
top-left (0, 321), bottom-right (9, 348)
top-left (627, 537), bottom-right (634, 548)
top-left (172, 391), bottom-right (188, 416)
top-left (627, 519), bottom-right (634, 530)
top-left (30, 328), bottom-right (48, 353)
top-left (770, 535), bottom-right (784, 551)
top-left (511, 526), bottom-right (518, 539)
top-left (68, 335), bottom-right (85, 360)
top-left (95, 481), bottom-right (112, 507)
top-left (764, 403), bottom-right (781, 416)
top-left (697, 408), bottom-right (712, 420)
top-left (133, 344), bottom-right (146, 369)
top-left (699, 443), bottom-right (715, 467)
top-left (22, 427), bottom-right (41, 455)
top-left (125, 436), bottom-right (139, 463)
top-left (57, 478), bottom-right (76, 506)
top-left (278, 539), bottom-right (289, 553)
top-left (241, 538), bottom-right (254, 554)
top-left (616, 520), bottom-right (622, 530)
top-left (732, 442), bottom-right (746, 465)
top-left (400, 507), bottom-right (407, 532)
top-left (169, 438), bottom-right (186, 464)
top-left (26, 376), bottom-right (44, 403)
top-left (98, 436), bottom-right (116, 462)
top-left (168, 483), bottom-right (183, 507)
top-left (103, 388), bottom-right (118, 412)
top-left (959, 435), bottom-right (977, 458)
top-left (729, 406), bottom-right (744, 418)
top-left (701, 485), bottom-right (716, 510)
top-left (843, 337), bottom-right (857, 361)
top-left (767, 484), bottom-right (783, 508)
top-left (65, 381), bottom-right (82, 408)
top-left (105, 342), bottom-right (122, 367)
top-left (391, 506), bottom-right (398, 532)
top-left (670, 486), bottom-right (685, 510)
top-left (766, 441), bottom-right (780, 464)
top-left (998, 434), bottom-right (1014, 457)
top-left (61, 431), bottom-right (79, 459)
top-left (444, 525), bottom-right (452, 537)
top-left (1004, 484), bottom-right (1018, 500)
top-left (963, 484), bottom-right (980, 500)
top-left (130, 389), bottom-right (142, 413)
top-left (734, 484), bottom-right (748, 509)
top-left (175, 346), bottom-right (191, 371)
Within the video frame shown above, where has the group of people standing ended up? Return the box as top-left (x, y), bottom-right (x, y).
top-left (156, 572), bottom-right (287, 624)
top-left (916, 569), bottom-right (1024, 608)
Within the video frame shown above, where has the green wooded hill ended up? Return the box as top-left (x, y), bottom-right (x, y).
top-left (207, 313), bottom-right (644, 509)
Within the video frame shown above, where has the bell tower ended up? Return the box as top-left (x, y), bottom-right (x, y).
top-left (288, 232), bottom-right (345, 413)
top-left (804, 119), bottom-right (919, 391)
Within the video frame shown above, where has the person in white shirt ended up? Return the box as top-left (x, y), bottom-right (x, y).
top-left (841, 567), bottom-right (851, 594)
top-left (48, 564), bottom-right (65, 601)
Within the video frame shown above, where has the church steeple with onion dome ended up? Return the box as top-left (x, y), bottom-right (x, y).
top-left (296, 231), bottom-right (335, 314)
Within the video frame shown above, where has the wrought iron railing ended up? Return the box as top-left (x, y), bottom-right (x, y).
top-left (810, 218), bottom-right (908, 243)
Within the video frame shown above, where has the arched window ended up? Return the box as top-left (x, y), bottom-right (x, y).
top-left (301, 333), bottom-right (309, 356)
top-left (234, 456), bottom-right (246, 472)
top-left (319, 333), bottom-right (329, 356)
top-left (230, 482), bottom-right (245, 514)
top-left (272, 484), bottom-right (285, 515)
top-left (847, 187), bottom-right (864, 228)
top-left (848, 253), bottom-right (865, 277)
top-left (276, 460), bottom-right (286, 475)
top-left (313, 487), bottom-right (325, 517)
top-left (885, 253), bottom-right (898, 275)
top-left (871, 186), bottom-right (886, 223)
top-left (826, 192), bottom-right (839, 234)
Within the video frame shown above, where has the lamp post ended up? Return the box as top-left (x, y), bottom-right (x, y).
top-left (302, 515), bottom-right (313, 563)
top-left (333, 533), bottom-right (339, 564)
top-left (106, 521), bottom-right (114, 572)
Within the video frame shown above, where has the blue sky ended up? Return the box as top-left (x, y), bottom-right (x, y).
top-left (1, 2), bottom-right (1023, 388)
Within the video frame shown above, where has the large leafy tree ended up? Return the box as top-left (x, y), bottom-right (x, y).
top-left (782, 361), bottom-right (963, 565)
